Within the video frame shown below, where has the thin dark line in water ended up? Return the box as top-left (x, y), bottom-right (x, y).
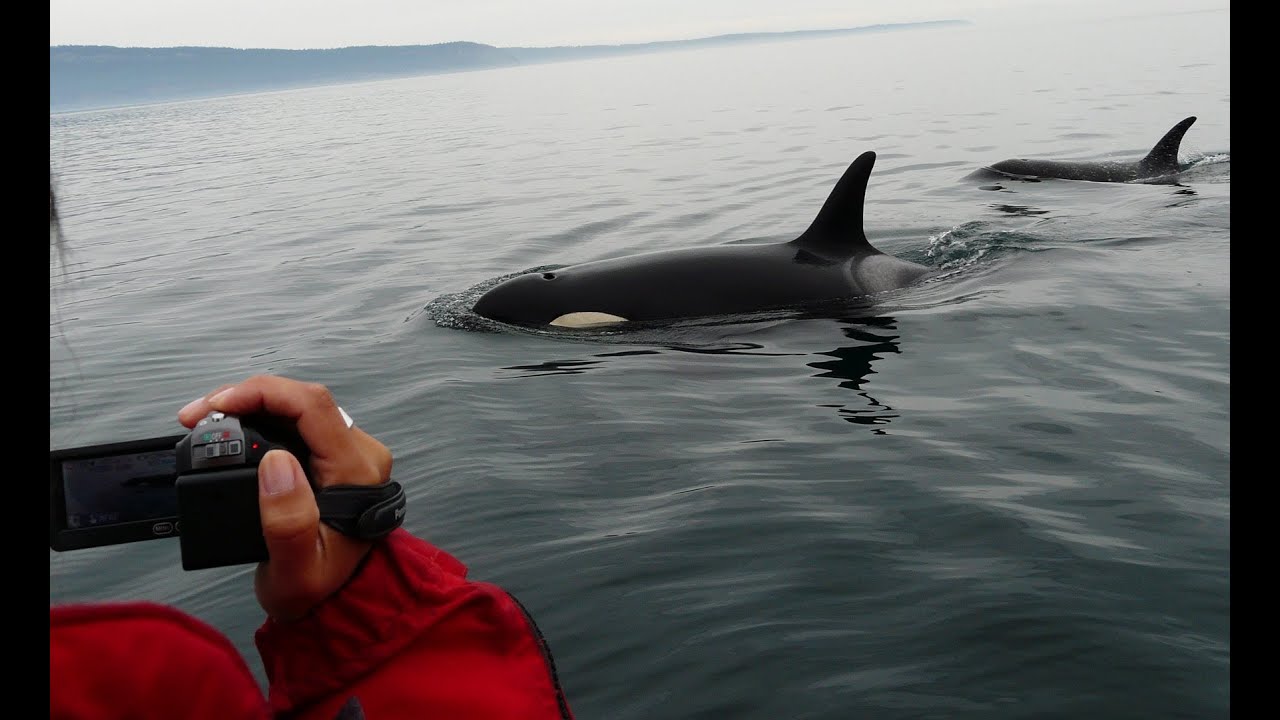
top-left (662, 344), bottom-right (801, 357)
top-left (595, 350), bottom-right (663, 357)
top-left (498, 359), bottom-right (605, 378)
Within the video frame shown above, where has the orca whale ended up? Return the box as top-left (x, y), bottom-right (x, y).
top-left (981, 116), bottom-right (1197, 183)
top-left (472, 151), bottom-right (932, 328)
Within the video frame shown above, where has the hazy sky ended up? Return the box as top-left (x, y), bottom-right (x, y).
top-left (49, 0), bottom-right (1226, 49)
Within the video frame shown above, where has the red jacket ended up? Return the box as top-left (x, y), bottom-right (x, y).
top-left (50, 529), bottom-right (574, 719)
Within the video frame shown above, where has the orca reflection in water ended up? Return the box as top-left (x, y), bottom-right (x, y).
top-left (497, 314), bottom-right (904, 430)
top-left (978, 116), bottom-right (1198, 183)
top-left (809, 316), bottom-right (902, 431)
top-left (472, 151), bottom-right (932, 328)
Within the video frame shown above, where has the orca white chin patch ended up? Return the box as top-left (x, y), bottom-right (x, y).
top-left (550, 312), bottom-right (629, 328)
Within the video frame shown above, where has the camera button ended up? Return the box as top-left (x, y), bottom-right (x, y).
top-left (152, 522), bottom-right (175, 536)
top-left (228, 440), bottom-right (242, 456)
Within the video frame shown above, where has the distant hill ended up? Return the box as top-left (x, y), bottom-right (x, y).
top-left (50, 20), bottom-right (968, 113)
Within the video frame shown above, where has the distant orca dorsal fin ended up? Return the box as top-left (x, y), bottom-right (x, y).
top-left (793, 151), bottom-right (876, 257)
top-left (1140, 116), bottom-right (1196, 175)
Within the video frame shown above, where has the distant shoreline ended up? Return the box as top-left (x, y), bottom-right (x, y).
top-left (51, 20), bottom-right (970, 114)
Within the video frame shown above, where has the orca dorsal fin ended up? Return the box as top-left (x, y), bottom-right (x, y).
top-left (792, 151), bottom-right (876, 257)
top-left (1140, 116), bottom-right (1196, 175)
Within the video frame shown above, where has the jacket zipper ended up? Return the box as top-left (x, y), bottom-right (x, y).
top-left (506, 592), bottom-right (574, 720)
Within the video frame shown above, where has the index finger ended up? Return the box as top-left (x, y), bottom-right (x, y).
top-left (204, 375), bottom-right (358, 462)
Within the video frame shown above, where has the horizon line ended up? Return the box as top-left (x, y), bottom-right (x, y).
top-left (49, 19), bottom-right (972, 53)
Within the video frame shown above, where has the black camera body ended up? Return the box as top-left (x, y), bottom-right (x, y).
top-left (51, 411), bottom-right (406, 571)
top-left (173, 412), bottom-right (307, 570)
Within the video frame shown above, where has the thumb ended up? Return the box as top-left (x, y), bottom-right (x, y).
top-left (257, 449), bottom-right (321, 583)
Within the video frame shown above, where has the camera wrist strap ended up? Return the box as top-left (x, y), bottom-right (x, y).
top-left (315, 481), bottom-right (407, 540)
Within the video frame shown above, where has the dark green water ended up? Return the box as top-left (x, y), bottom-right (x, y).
top-left (51, 6), bottom-right (1229, 718)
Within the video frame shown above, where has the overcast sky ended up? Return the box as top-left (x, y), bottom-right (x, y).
top-left (49, 0), bottom-right (1226, 49)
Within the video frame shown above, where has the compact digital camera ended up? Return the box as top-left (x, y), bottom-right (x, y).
top-left (50, 411), bottom-right (405, 570)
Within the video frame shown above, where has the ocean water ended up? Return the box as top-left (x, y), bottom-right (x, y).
top-left (50, 5), bottom-right (1229, 719)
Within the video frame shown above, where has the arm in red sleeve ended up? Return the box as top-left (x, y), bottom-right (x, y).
top-left (255, 528), bottom-right (574, 720)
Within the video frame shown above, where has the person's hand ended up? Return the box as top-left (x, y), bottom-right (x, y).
top-left (178, 375), bottom-right (393, 622)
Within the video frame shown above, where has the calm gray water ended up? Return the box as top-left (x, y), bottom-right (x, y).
top-left (50, 6), bottom-right (1229, 719)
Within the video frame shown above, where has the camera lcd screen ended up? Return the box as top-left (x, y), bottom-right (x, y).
top-left (50, 434), bottom-right (187, 551)
top-left (61, 449), bottom-right (179, 528)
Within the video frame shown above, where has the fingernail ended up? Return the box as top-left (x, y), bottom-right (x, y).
top-left (179, 397), bottom-right (205, 416)
top-left (260, 452), bottom-right (299, 496)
